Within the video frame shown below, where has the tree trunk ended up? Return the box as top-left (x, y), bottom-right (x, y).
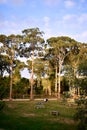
top-left (9, 64), bottom-right (12, 100)
top-left (9, 49), bottom-right (14, 101)
top-left (73, 67), bottom-right (78, 97)
top-left (30, 50), bottom-right (34, 100)
top-left (58, 63), bottom-right (61, 99)
top-left (58, 55), bottom-right (62, 99)
top-left (55, 65), bottom-right (58, 97)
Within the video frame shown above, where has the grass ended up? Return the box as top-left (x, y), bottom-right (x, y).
top-left (0, 100), bottom-right (77, 130)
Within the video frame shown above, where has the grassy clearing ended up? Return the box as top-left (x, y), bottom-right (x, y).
top-left (0, 100), bottom-right (77, 130)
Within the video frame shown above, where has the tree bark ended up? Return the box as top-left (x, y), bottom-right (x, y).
top-left (9, 49), bottom-right (14, 101)
top-left (9, 64), bottom-right (12, 100)
top-left (58, 61), bottom-right (61, 99)
top-left (55, 64), bottom-right (58, 97)
top-left (30, 50), bottom-right (34, 100)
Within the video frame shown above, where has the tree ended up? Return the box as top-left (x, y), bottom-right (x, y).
top-left (0, 76), bottom-right (10, 99)
top-left (0, 55), bottom-right (10, 76)
top-left (13, 77), bottom-right (29, 98)
top-left (78, 59), bottom-right (87, 96)
top-left (66, 42), bottom-right (87, 97)
top-left (20, 27), bottom-right (44, 100)
top-left (0, 34), bottom-right (7, 44)
top-left (73, 43), bottom-right (87, 130)
top-left (1, 34), bottom-right (23, 100)
top-left (46, 36), bottom-right (78, 98)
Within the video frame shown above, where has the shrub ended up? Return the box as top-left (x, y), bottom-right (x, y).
top-left (74, 97), bottom-right (87, 130)
top-left (0, 101), bottom-right (5, 111)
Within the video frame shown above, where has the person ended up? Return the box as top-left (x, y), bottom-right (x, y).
top-left (44, 98), bottom-right (48, 102)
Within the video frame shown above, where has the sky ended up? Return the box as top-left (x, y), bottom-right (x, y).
top-left (0, 0), bottom-right (87, 43)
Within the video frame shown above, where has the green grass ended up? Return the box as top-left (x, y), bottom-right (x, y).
top-left (0, 100), bottom-right (77, 130)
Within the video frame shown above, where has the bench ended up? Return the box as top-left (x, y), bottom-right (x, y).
top-left (51, 111), bottom-right (60, 116)
top-left (35, 101), bottom-right (45, 109)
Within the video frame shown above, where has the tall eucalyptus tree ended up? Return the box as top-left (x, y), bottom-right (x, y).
top-left (65, 41), bottom-right (87, 97)
top-left (2, 34), bottom-right (22, 100)
top-left (20, 27), bottom-right (44, 100)
top-left (46, 36), bottom-right (78, 98)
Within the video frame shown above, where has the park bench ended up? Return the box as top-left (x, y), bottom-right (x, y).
top-left (51, 111), bottom-right (60, 116)
top-left (35, 101), bottom-right (45, 109)
top-left (35, 99), bottom-right (48, 109)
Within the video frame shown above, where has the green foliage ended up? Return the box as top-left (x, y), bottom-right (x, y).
top-left (20, 27), bottom-right (45, 58)
top-left (0, 76), bottom-right (9, 99)
top-left (0, 55), bottom-right (10, 76)
top-left (63, 92), bottom-right (71, 99)
top-left (74, 57), bottom-right (87, 130)
top-left (0, 34), bottom-right (7, 43)
top-left (79, 77), bottom-right (87, 96)
top-left (78, 60), bottom-right (87, 76)
top-left (74, 97), bottom-right (87, 130)
top-left (61, 77), bottom-right (69, 92)
top-left (34, 79), bottom-right (43, 95)
top-left (13, 78), bottom-right (29, 98)
top-left (0, 30), bottom-right (87, 99)
top-left (0, 101), bottom-right (5, 111)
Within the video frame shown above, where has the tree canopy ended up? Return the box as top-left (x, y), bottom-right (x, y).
top-left (0, 27), bottom-right (87, 99)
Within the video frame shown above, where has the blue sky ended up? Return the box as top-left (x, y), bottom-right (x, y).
top-left (0, 0), bottom-right (87, 42)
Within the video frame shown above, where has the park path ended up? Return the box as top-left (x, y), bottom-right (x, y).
top-left (2, 98), bottom-right (57, 101)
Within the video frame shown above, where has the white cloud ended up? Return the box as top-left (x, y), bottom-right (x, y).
top-left (0, 20), bottom-right (22, 35)
top-left (0, 17), bottom-right (43, 35)
top-left (62, 13), bottom-right (87, 31)
top-left (60, 14), bottom-right (78, 29)
top-left (63, 14), bottom-right (76, 21)
top-left (52, 12), bottom-right (87, 42)
top-left (64, 0), bottom-right (76, 8)
top-left (63, 13), bottom-right (87, 25)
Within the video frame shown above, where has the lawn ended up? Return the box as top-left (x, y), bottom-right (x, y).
top-left (0, 100), bottom-right (77, 130)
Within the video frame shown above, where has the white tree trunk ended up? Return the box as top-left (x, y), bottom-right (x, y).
top-left (55, 65), bottom-right (58, 96)
top-left (30, 50), bottom-right (34, 100)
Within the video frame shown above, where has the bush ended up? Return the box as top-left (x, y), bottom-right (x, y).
top-left (74, 97), bottom-right (87, 130)
top-left (0, 101), bottom-right (5, 111)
